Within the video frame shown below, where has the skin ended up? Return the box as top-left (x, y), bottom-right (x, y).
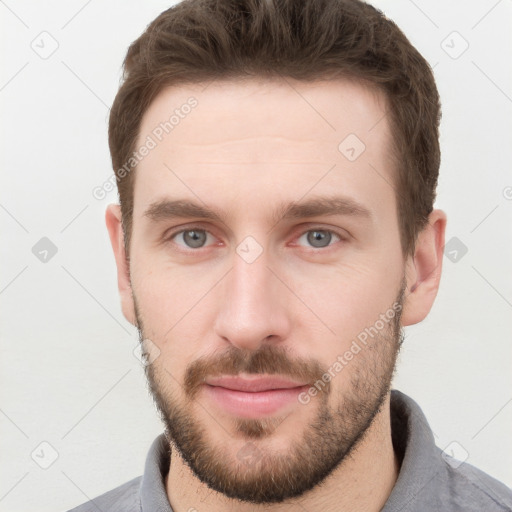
top-left (106, 77), bottom-right (447, 512)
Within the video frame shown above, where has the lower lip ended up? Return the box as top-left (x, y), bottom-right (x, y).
top-left (203, 384), bottom-right (309, 419)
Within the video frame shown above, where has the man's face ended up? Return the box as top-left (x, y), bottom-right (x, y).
top-left (128, 78), bottom-right (407, 503)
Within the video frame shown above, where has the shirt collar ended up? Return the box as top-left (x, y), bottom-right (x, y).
top-left (140, 432), bottom-right (173, 512)
top-left (381, 389), bottom-right (443, 511)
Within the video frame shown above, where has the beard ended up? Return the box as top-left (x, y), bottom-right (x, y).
top-left (135, 278), bottom-right (405, 505)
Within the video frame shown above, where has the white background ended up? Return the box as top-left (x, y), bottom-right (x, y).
top-left (1, 1), bottom-right (511, 511)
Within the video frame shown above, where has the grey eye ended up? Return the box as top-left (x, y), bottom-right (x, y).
top-left (307, 230), bottom-right (333, 248)
top-left (297, 229), bottom-right (342, 249)
top-left (181, 229), bottom-right (208, 248)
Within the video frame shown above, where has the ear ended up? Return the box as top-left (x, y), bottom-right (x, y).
top-left (105, 204), bottom-right (137, 326)
top-left (401, 209), bottom-right (447, 326)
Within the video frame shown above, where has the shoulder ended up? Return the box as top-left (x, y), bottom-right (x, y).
top-left (387, 391), bottom-right (512, 512)
top-left (65, 475), bottom-right (142, 512)
top-left (436, 450), bottom-right (512, 512)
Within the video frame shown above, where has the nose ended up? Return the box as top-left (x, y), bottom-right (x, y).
top-left (213, 247), bottom-right (291, 352)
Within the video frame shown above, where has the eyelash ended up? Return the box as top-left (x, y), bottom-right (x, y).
top-left (164, 225), bottom-right (347, 252)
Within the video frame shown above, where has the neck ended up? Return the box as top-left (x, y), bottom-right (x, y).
top-left (165, 393), bottom-right (399, 512)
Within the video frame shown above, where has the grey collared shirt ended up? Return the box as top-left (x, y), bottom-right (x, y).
top-left (66, 390), bottom-right (512, 511)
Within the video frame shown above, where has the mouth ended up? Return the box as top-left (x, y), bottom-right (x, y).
top-left (202, 375), bottom-right (310, 418)
top-left (204, 375), bottom-right (309, 392)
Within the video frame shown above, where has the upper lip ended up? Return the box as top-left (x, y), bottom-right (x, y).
top-left (204, 375), bottom-right (308, 392)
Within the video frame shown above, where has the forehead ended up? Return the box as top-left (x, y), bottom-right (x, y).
top-left (132, 77), bottom-right (396, 224)
top-left (138, 77), bottom-right (390, 149)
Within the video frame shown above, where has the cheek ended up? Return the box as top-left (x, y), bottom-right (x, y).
top-left (132, 261), bottom-right (225, 379)
top-left (133, 255), bottom-right (225, 331)
top-left (284, 256), bottom-right (403, 345)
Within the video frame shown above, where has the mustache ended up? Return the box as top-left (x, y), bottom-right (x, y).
top-left (183, 344), bottom-right (329, 400)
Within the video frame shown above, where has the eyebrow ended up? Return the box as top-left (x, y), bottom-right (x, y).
top-left (276, 196), bottom-right (372, 223)
top-left (143, 195), bottom-right (373, 226)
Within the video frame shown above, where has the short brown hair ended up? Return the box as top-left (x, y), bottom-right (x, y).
top-left (109, 0), bottom-right (441, 258)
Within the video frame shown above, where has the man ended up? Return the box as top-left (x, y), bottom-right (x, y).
top-left (68, 0), bottom-right (512, 510)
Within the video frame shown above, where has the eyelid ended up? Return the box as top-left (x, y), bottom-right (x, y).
top-left (291, 226), bottom-right (348, 249)
top-left (163, 223), bottom-right (349, 251)
top-left (163, 223), bottom-right (221, 249)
